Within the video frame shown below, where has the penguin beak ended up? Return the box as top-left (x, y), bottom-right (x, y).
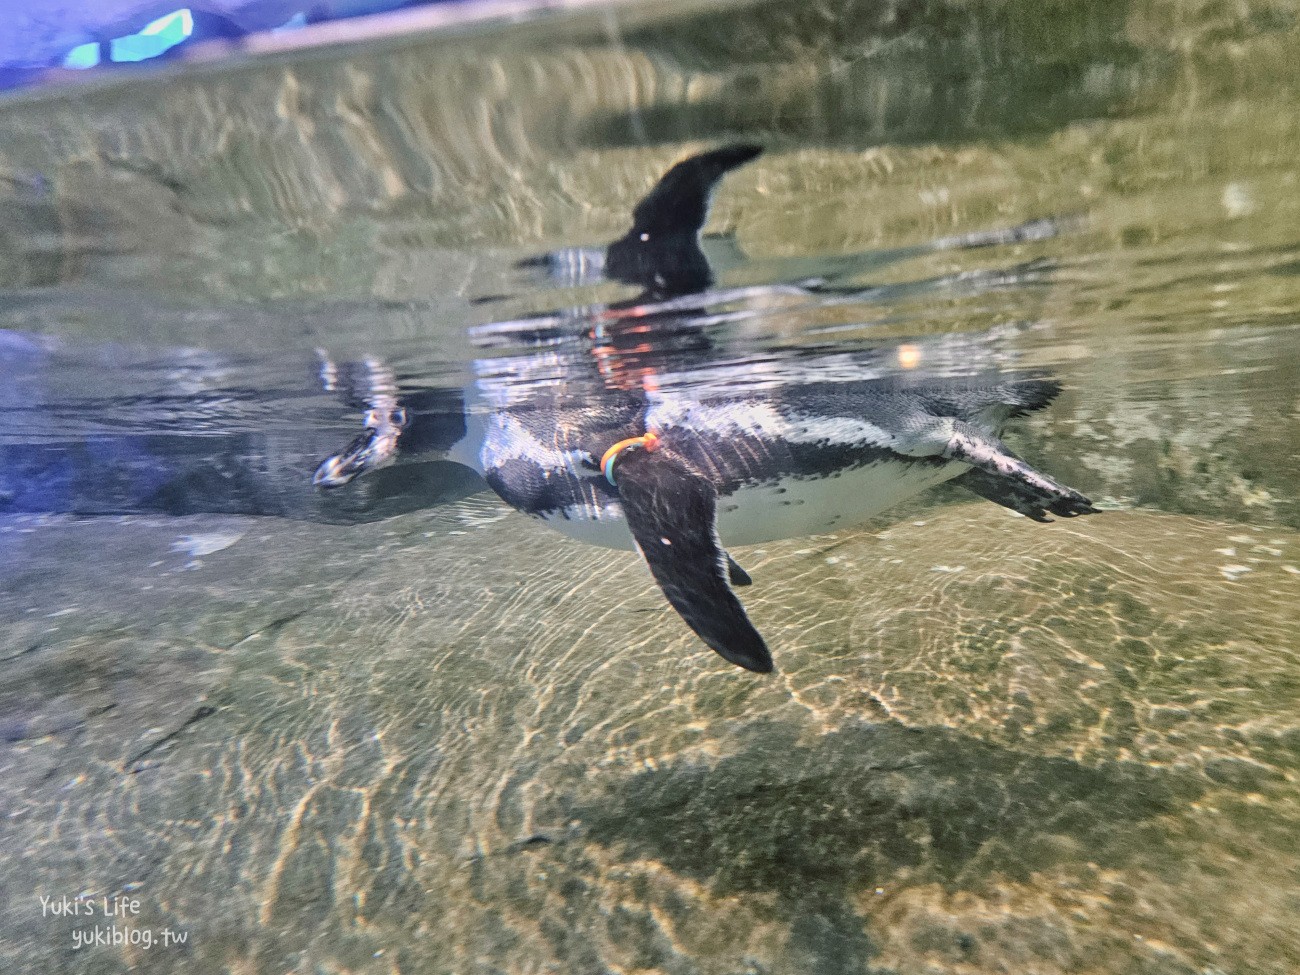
top-left (313, 437), bottom-right (371, 488)
top-left (314, 406), bottom-right (408, 489)
top-left (314, 428), bottom-right (399, 488)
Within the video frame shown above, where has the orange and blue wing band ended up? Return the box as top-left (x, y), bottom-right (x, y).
top-left (601, 431), bottom-right (660, 486)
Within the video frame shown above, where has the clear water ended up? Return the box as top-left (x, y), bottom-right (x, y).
top-left (1, 1), bottom-right (1298, 972)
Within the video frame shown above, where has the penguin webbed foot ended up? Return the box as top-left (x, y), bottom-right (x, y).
top-left (952, 461), bottom-right (1097, 523)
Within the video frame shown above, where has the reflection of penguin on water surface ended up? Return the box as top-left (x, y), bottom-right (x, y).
top-left (318, 145), bottom-right (1096, 673)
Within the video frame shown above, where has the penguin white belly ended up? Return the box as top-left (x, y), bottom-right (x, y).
top-left (532, 459), bottom-right (967, 552)
top-left (537, 503), bottom-right (637, 550)
top-left (715, 459), bottom-right (966, 546)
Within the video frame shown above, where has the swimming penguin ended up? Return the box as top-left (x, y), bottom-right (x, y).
top-left (441, 372), bottom-right (1093, 673)
top-left (316, 145), bottom-right (1096, 673)
top-left (317, 364), bottom-right (1096, 679)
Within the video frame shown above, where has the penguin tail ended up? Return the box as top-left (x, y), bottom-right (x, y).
top-left (998, 376), bottom-right (1063, 418)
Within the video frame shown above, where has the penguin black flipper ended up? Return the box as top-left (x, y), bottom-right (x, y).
top-left (605, 144), bottom-right (764, 297)
top-left (626, 144), bottom-right (764, 237)
top-left (614, 448), bottom-right (773, 673)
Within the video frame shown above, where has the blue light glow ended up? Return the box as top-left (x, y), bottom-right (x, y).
top-left (272, 12), bottom-right (310, 33)
top-left (62, 42), bottom-right (101, 70)
top-left (108, 8), bottom-right (194, 63)
top-left (141, 9), bottom-right (194, 37)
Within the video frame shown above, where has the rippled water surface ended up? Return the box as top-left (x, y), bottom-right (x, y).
top-left (1, 1), bottom-right (1299, 973)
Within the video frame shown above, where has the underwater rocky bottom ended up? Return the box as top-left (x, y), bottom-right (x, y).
top-left (2, 498), bottom-right (1297, 975)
